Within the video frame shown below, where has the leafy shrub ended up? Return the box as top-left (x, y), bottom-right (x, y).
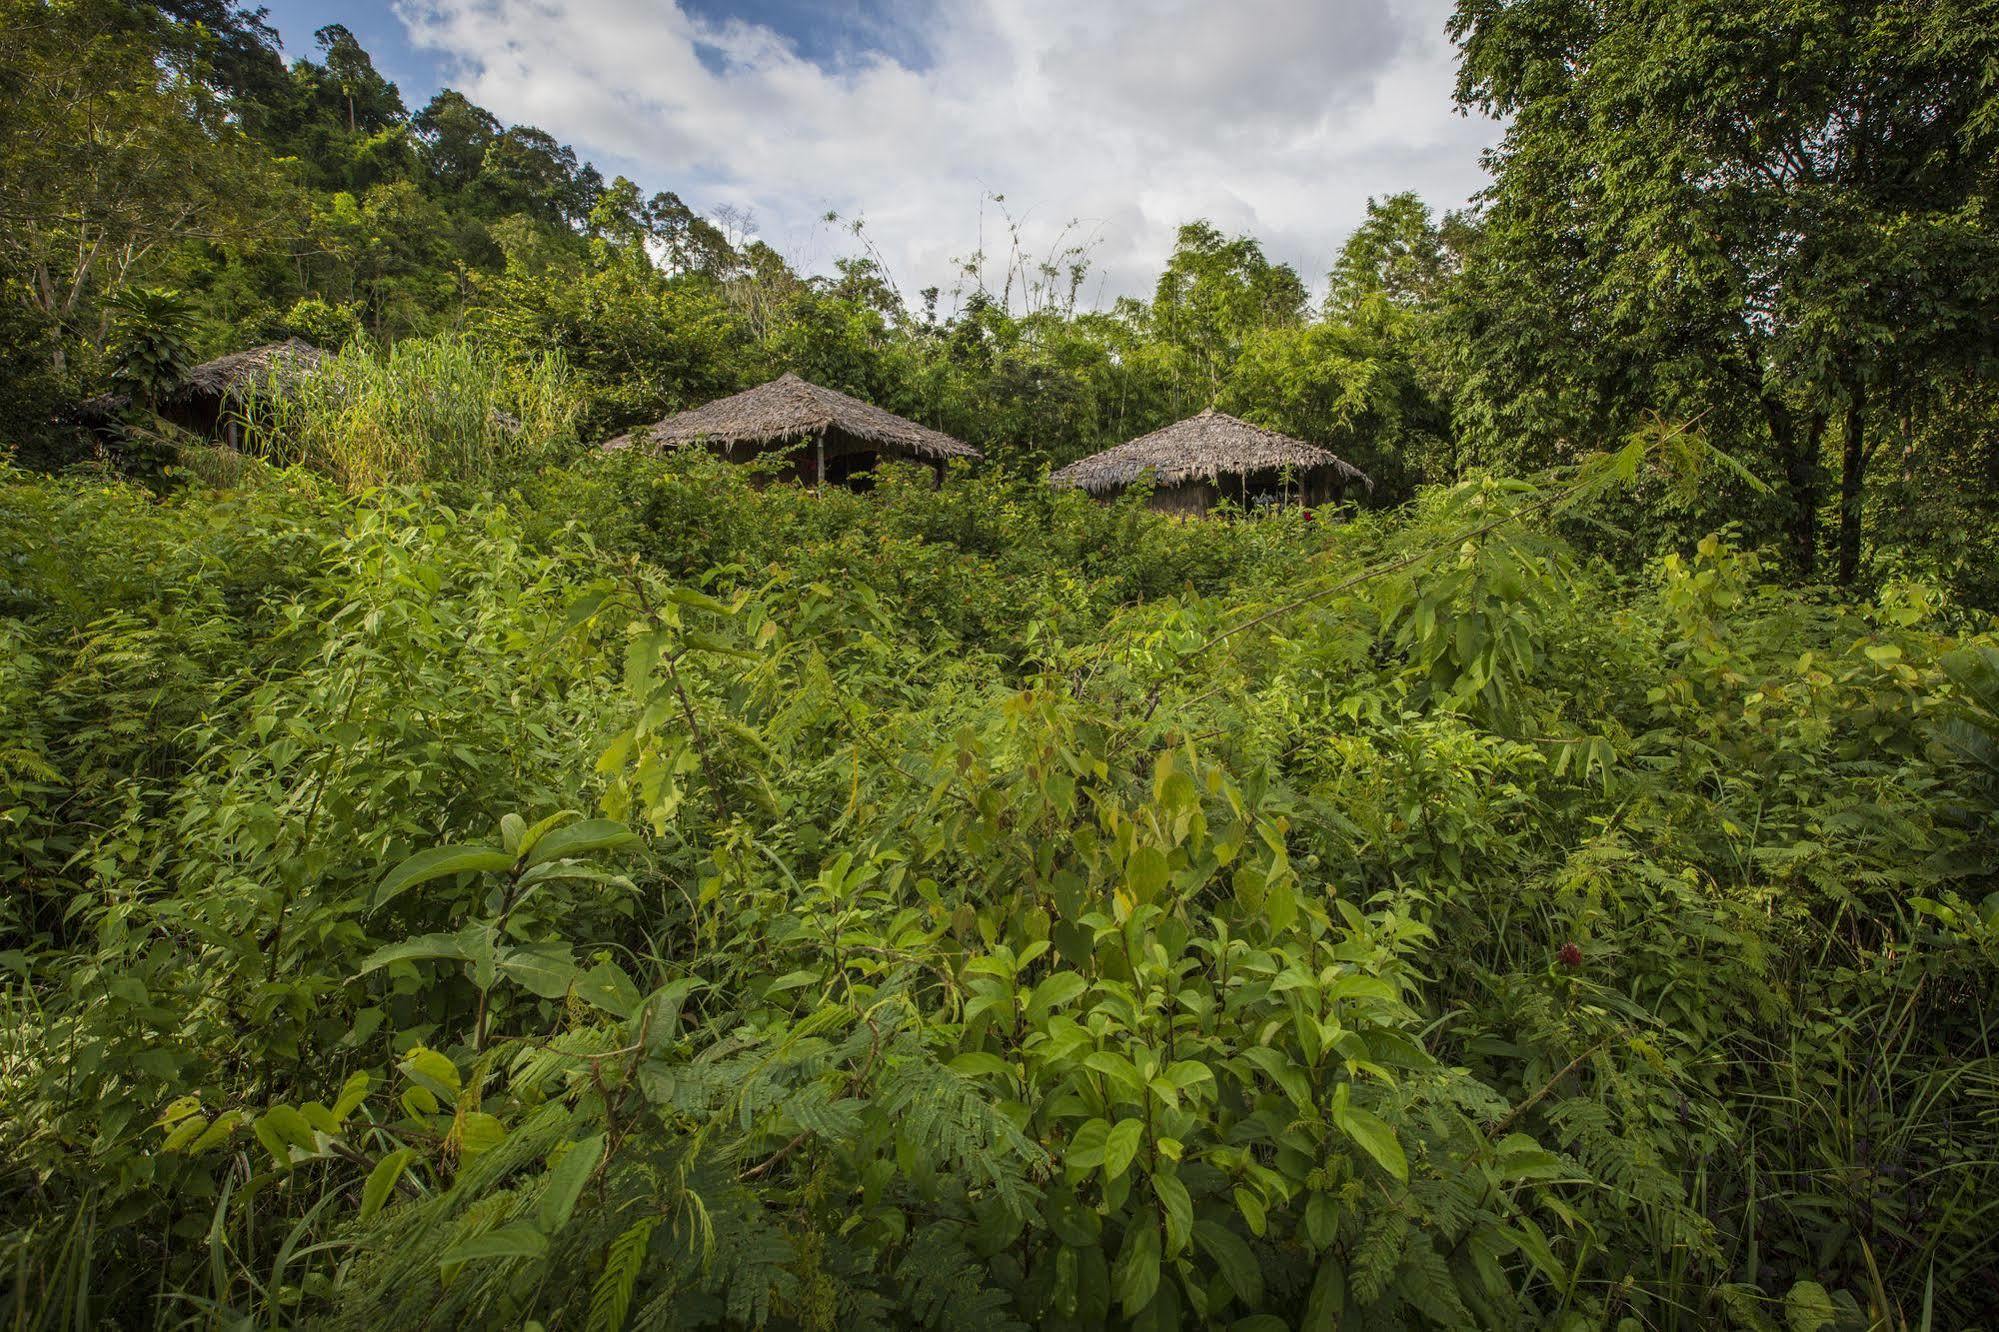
top-left (0, 442), bottom-right (1994, 1329)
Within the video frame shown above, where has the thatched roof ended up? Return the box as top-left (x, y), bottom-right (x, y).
top-left (182, 338), bottom-right (328, 399)
top-left (1049, 408), bottom-right (1371, 495)
top-left (605, 373), bottom-right (980, 461)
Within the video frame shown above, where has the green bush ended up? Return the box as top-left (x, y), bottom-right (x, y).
top-left (0, 443), bottom-right (1993, 1329)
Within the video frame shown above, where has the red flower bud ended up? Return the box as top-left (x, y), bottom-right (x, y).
top-left (1558, 942), bottom-right (1583, 969)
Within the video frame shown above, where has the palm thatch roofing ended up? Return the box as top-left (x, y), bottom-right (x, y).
top-left (183, 338), bottom-right (328, 399)
top-left (604, 372), bottom-right (980, 461)
top-left (1049, 408), bottom-right (1371, 495)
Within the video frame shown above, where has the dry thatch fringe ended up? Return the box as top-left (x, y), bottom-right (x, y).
top-left (1048, 408), bottom-right (1370, 494)
top-left (604, 372), bottom-right (981, 461)
top-left (182, 339), bottom-right (328, 399)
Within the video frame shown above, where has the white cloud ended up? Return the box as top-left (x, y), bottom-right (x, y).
top-left (395, 0), bottom-right (1499, 306)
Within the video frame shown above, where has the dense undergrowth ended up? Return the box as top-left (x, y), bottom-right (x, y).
top-left (2, 439), bottom-right (1996, 1331)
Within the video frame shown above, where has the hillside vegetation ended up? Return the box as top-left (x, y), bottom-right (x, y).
top-left (5, 0), bottom-right (1999, 1328)
top-left (3, 426), bottom-right (1997, 1328)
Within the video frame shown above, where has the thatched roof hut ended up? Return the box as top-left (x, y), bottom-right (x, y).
top-left (74, 338), bottom-right (329, 446)
top-left (606, 372), bottom-right (979, 489)
top-left (168, 339), bottom-right (329, 444)
top-left (183, 338), bottom-right (328, 399)
top-left (1049, 408), bottom-right (1370, 516)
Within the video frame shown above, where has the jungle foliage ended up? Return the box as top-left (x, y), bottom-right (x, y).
top-left (4, 0), bottom-right (1999, 1328)
top-left (2, 427), bottom-right (1996, 1329)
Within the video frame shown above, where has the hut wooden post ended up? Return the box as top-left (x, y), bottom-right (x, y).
top-left (815, 434), bottom-right (826, 492)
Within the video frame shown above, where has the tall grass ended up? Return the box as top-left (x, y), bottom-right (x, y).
top-left (239, 336), bottom-right (577, 489)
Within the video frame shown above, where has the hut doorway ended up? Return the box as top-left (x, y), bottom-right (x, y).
top-left (1228, 468), bottom-right (1303, 514)
top-left (825, 449), bottom-right (879, 492)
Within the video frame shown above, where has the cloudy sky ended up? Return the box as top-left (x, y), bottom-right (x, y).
top-left (260, 0), bottom-right (1500, 306)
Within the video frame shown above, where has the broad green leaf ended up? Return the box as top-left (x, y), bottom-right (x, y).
top-left (442, 1222), bottom-right (547, 1266)
top-left (515, 809), bottom-right (582, 862)
top-left (400, 1046), bottom-right (461, 1103)
top-left (1302, 1256), bottom-right (1346, 1329)
top-left (1126, 846), bottom-right (1169, 899)
top-left (1233, 1185), bottom-right (1267, 1236)
top-left (1333, 1103), bottom-right (1408, 1181)
top-left (523, 818), bottom-right (637, 868)
top-left (253, 1104), bottom-right (315, 1165)
top-left (1083, 1050), bottom-right (1147, 1097)
top-left (682, 630), bottom-right (757, 659)
top-left (538, 1133), bottom-right (605, 1233)
top-left (1303, 1192), bottom-right (1338, 1249)
top-left (457, 1111), bottom-right (506, 1159)
top-left (1195, 1218), bottom-right (1262, 1305)
top-left (1151, 1169), bottom-right (1192, 1256)
top-left (1066, 1119), bottom-right (1111, 1174)
top-left (330, 1070), bottom-right (372, 1124)
top-left (1028, 971), bottom-right (1089, 1017)
top-left (1113, 1219), bottom-right (1161, 1317)
top-left (1785, 1281), bottom-right (1837, 1332)
top-left (949, 1051), bottom-right (1013, 1080)
top-left (575, 960), bottom-right (642, 1018)
top-left (357, 930), bottom-right (477, 975)
top-left (359, 1148), bottom-right (414, 1221)
top-left (1104, 1118), bottom-right (1145, 1181)
top-left (371, 844), bottom-right (514, 913)
top-left (499, 944), bottom-right (580, 1000)
top-left (667, 586), bottom-right (732, 615)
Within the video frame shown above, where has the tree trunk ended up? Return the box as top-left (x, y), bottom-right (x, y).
top-left (1766, 397), bottom-right (1823, 580)
top-left (1791, 410), bottom-right (1823, 576)
top-left (1837, 383), bottom-right (1868, 585)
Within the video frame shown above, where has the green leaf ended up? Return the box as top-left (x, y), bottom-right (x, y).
top-left (524, 818), bottom-right (637, 869)
top-left (515, 810), bottom-right (582, 862)
top-left (1333, 1103), bottom-right (1408, 1181)
top-left (949, 1051), bottom-right (1013, 1080)
top-left (1195, 1218), bottom-right (1262, 1306)
top-left (357, 930), bottom-right (477, 975)
top-left (575, 960), bottom-right (642, 1018)
top-left (682, 630), bottom-right (757, 658)
top-left (1126, 846), bottom-right (1169, 898)
top-left (1066, 1119), bottom-right (1111, 1174)
top-left (1233, 1185), bottom-right (1267, 1236)
top-left (1785, 1281), bottom-right (1837, 1332)
top-left (359, 1148), bottom-right (415, 1221)
top-left (400, 1046), bottom-right (462, 1104)
top-left (330, 1070), bottom-right (372, 1124)
top-left (667, 586), bottom-right (733, 615)
top-left (1302, 1256), bottom-right (1346, 1330)
top-left (1113, 1219), bottom-right (1162, 1317)
top-left (499, 944), bottom-right (580, 1000)
top-left (371, 844), bottom-right (514, 913)
top-left (252, 1104), bottom-right (316, 1165)
top-left (1028, 971), bottom-right (1089, 1018)
top-left (457, 1111), bottom-right (506, 1159)
top-left (1104, 1118), bottom-right (1145, 1181)
top-left (1083, 1050), bottom-right (1147, 1097)
top-left (538, 1133), bottom-right (605, 1233)
top-left (442, 1222), bottom-right (547, 1266)
top-left (1151, 1169), bottom-right (1193, 1257)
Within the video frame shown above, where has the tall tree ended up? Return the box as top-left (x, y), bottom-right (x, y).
top-left (1150, 221), bottom-right (1308, 399)
top-left (1326, 191), bottom-right (1455, 316)
top-left (0, 0), bottom-right (276, 369)
top-left (1449, 0), bottom-right (1999, 581)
